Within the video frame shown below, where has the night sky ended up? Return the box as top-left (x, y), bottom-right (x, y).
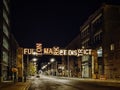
top-left (10, 0), bottom-right (120, 69)
top-left (10, 0), bottom-right (119, 48)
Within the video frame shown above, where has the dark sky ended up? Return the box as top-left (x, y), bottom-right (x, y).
top-left (10, 0), bottom-right (120, 48)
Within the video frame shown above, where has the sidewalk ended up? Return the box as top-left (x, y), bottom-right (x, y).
top-left (0, 80), bottom-right (31, 90)
top-left (0, 81), bottom-right (13, 88)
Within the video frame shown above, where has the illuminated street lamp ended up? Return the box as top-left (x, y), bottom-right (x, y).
top-left (48, 62), bottom-right (50, 65)
top-left (50, 58), bottom-right (54, 76)
top-left (32, 51), bottom-right (38, 56)
top-left (50, 58), bottom-right (57, 76)
top-left (50, 58), bottom-right (55, 62)
top-left (67, 55), bottom-right (70, 77)
top-left (32, 58), bottom-right (37, 62)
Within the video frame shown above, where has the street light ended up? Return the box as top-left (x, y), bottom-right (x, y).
top-left (67, 55), bottom-right (70, 77)
top-left (50, 58), bottom-right (55, 62)
top-left (32, 51), bottom-right (38, 56)
top-left (32, 58), bottom-right (37, 62)
top-left (48, 62), bottom-right (50, 65)
top-left (50, 58), bottom-right (57, 76)
top-left (50, 58), bottom-right (55, 76)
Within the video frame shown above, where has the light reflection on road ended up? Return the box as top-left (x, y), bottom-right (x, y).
top-left (28, 75), bottom-right (120, 90)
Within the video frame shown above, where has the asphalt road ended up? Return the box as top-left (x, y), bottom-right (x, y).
top-left (28, 75), bottom-right (120, 90)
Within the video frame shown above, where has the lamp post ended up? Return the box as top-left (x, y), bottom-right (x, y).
top-left (32, 58), bottom-right (37, 62)
top-left (50, 58), bottom-right (55, 63)
top-left (50, 58), bottom-right (55, 76)
top-left (67, 55), bottom-right (70, 77)
top-left (50, 58), bottom-right (58, 76)
top-left (55, 61), bottom-right (57, 76)
top-left (32, 51), bottom-right (38, 74)
top-left (27, 55), bottom-right (29, 76)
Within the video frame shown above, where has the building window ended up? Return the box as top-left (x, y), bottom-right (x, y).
top-left (97, 47), bottom-right (102, 57)
top-left (92, 13), bottom-right (102, 24)
top-left (3, 51), bottom-right (8, 64)
top-left (92, 14), bottom-right (103, 33)
top-left (110, 44), bottom-right (114, 51)
top-left (82, 55), bottom-right (89, 62)
top-left (3, 0), bottom-right (9, 13)
top-left (82, 39), bottom-right (90, 48)
top-left (81, 25), bottom-right (89, 38)
top-left (3, 37), bottom-right (9, 50)
top-left (3, 9), bottom-right (9, 25)
top-left (93, 30), bottom-right (102, 43)
top-left (3, 23), bottom-right (9, 37)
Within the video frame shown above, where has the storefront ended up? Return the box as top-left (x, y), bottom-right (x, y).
top-left (82, 55), bottom-right (91, 78)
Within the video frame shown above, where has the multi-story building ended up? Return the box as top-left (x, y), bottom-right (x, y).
top-left (0, 0), bottom-right (10, 82)
top-left (80, 4), bottom-right (120, 79)
top-left (62, 4), bottom-right (120, 79)
top-left (0, 0), bottom-right (19, 82)
top-left (79, 6), bottom-right (103, 78)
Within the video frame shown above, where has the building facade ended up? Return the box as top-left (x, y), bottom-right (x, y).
top-left (62, 35), bottom-right (82, 77)
top-left (62, 4), bottom-right (120, 79)
top-left (0, 0), bottom-right (10, 82)
top-left (0, 0), bottom-right (19, 82)
top-left (9, 34), bottom-right (19, 81)
top-left (80, 4), bottom-right (120, 79)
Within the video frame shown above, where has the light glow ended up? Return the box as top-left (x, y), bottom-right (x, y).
top-left (50, 58), bottom-right (55, 62)
top-left (32, 58), bottom-right (37, 62)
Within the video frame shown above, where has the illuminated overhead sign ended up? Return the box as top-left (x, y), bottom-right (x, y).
top-left (23, 43), bottom-right (92, 56)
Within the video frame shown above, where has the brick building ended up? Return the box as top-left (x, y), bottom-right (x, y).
top-left (63, 4), bottom-right (120, 79)
top-left (80, 4), bottom-right (120, 79)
